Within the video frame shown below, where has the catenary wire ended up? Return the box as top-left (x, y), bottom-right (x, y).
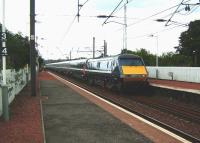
top-left (127, 24), bottom-right (187, 40)
top-left (113, 0), bottom-right (191, 32)
top-left (102, 0), bottom-right (125, 25)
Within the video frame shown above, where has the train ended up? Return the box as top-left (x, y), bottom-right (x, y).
top-left (45, 54), bottom-right (149, 90)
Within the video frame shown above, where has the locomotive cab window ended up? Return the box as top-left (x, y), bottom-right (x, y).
top-left (119, 58), bottom-right (144, 66)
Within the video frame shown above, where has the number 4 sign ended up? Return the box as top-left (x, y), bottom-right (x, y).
top-left (1, 47), bottom-right (7, 55)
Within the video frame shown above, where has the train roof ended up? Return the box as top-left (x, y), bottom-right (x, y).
top-left (45, 58), bottom-right (87, 65)
top-left (45, 54), bottom-right (142, 65)
top-left (117, 54), bottom-right (141, 59)
top-left (87, 54), bottom-right (141, 61)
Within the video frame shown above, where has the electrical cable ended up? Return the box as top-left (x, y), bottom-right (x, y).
top-left (127, 5), bottom-right (183, 28)
top-left (165, 0), bottom-right (186, 26)
top-left (127, 24), bottom-right (186, 40)
top-left (159, 7), bottom-right (186, 20)
top-left (102, 0), bottom-right (125, 25)
top-left (82, 0), bottom-right (90, 8)
top-left (112, 0), bottom-right (135, 16)
top-left (59, 16), bottom-right (77, 46)
top-left (59, 0), bottom-right (91, 47)
top-left (113, 0), bottom-right (191, 32)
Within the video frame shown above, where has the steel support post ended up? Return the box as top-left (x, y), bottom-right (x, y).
top-left (30, 0), bottom-right (36, 96)
top-left (2, 85), bottom-right (9, 121)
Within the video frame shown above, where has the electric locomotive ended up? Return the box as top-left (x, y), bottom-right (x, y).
top-left (85, 54), bottom-right (148, 90)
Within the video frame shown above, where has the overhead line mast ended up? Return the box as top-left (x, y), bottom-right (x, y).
top-left (77, 0), bottom-right (90, 22)
top-left (30, 0), bottom-right (36, 96)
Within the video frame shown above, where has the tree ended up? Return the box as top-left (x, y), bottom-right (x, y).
top-left (175, 20), bottom-right (200, 66)
top-left (6, 32), bottom-right (30, 70)
top-left (0, 23), bottom-right (45, 70)
top-left (38, 55), bottom-right (45, 70)
top-left (159, 52), bottom-right (192, 66)
top-left (121, 48), bottom-right (156, 66)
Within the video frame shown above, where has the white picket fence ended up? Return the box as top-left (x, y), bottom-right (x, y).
top-left (147, 66), bottom-right (200, 83)
top-left (0, 67), bottom-right (30, 116)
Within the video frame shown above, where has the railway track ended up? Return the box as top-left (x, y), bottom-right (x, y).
top-left (129, 96), bottom-right (200, 124)
top-left (52, 71), bottom-right (200, 143)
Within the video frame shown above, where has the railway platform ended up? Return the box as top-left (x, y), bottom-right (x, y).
top-left (149, 79), bottom-right (200, 94)
top-left (40, 72), bottom-right (152, 143)
top-left (40, 71), bottom-right (188, 143)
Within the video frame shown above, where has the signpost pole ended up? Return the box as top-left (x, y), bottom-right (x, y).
top-left (1, 0), bottom-right (7, 84)
top-left (1, 0), bottom-right (9, 121)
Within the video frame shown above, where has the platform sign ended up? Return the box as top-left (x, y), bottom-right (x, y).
top-left (1, 32), bottom-right (7, 56)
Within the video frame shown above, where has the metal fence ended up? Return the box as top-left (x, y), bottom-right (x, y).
top-left (0, 67), bottom-right (30, 116)
top-left (147, 66), bottom-right (200, 83)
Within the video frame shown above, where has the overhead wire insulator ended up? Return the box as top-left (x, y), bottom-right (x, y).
top-left (185, 5), bottom-right (191, 11)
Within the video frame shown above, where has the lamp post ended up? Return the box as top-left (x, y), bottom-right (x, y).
top-left (149, 34), bottom-right (159, 67)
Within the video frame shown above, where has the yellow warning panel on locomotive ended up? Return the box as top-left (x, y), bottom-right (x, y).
top-left (122, 66), bottom-right (147, 75)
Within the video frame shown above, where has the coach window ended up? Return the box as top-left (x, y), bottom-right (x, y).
top-left (92, 62), bottom-right (96, 69)
top-left (111, 61), bottom-right (114, 71)
top-left (106, 61), bottom-right (111, 71)
top-left (113, 61), bottom-right (116, 67)
top-left (90, 62), bottom-right (94, 69)
top-left (101, 61), bottom-right (106, 71)
top-left (87, 62), bottom-right (91, 69)
top-left (97, 62), bottom-right (100, 69)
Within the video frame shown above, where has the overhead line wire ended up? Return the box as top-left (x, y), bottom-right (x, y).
top-left (127, 5), bottom-right (180, 28)
top-left (102, 0), bottom-right (125, 25)
top-left (165, 0), bottom-right (185, 26)
top-left (127, 24), bottom-right (187, 40)
top-left (59, 16), bottom-right (77, 46)
top-left (82, 0), bottom-right (90, 8)
top-left (59, 0), bottom-right (91, 53)
top-left (159, 7), bottom-right (186, 20)
top-left (112, 0), bottom-right (135, 16)
top-left (57, 0), bottom-right (89, 55)
top-left (126, 0), bottom-right (192, 29)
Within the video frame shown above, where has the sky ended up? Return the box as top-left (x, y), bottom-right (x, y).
top-left (1, 0), bottom-right (200, 60)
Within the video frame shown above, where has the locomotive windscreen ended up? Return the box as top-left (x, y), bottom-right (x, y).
top-left (119, 58), bottom-right (144, 66)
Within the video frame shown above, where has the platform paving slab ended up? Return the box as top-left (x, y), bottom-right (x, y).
top-left (40, 79), bottom-right (152, 143)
